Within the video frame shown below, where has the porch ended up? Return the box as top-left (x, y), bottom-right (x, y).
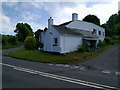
top-left (83, 37), bottom-right (98, 49)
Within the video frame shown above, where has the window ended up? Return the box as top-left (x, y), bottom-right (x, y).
top-left (53, 38), bottom-right (57, 46)
top-left (103, 32), bottom-right (104, 36)
top-left (99, 31), bottom-right (101, 35)
top-left (92, 29), bottom-right (96, 35)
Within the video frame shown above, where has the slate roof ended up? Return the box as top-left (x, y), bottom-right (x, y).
top-left (58, 21), bottom-right (72, 26)
top-left (52, 25), bottom-right (98, 38)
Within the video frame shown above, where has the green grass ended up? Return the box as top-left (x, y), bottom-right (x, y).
top-left (2, 44), bottom-right (20, 50)
top-left (5, 45), bottom-right (114, 64)
top-left (1, 42), bottom-right (23, 50)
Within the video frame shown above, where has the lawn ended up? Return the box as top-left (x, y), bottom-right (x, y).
top-left (5, 45), bottom-right (113, 64)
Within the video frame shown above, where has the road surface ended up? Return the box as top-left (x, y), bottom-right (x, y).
top-left (1, 46), bottom-right (119, 89)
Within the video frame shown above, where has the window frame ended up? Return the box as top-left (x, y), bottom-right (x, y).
top-left (103, 32), bottom-right (104, 36)
top-left (99, 31), bottom-right (101, 35)
top-left (92, 29), bottom-right (97, 35)
top-left (53, 38), bottom-right (58, 46)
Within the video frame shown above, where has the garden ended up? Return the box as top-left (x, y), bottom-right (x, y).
top-left (5, 35), bottom-right (120, 64)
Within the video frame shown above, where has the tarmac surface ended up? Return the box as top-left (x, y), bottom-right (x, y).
top-left (1, 45), bottom-right (119, 88)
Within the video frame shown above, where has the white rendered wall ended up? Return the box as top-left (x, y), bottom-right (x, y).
top-left (66, 20), bottom-right (105, 42)
top-left (43, 26), bottom-right (61, 52)
top-left (60, 35), bottom-right (82, 53)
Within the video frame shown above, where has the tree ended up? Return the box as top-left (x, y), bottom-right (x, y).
top-left (8, 35), bottom-right (19, 45)
top-left (118, 10), bottom-right (120, 23)
top-left (14, 23), bottom-right (33, 42)
top-left (34, 29), bottom-right (45, 49)
top-left (24, 36), bottom-right (36, 50)
top-left (102, 10), bottom-right (120, 36)
top-left (35, 29), bottom-right (43, 41)
top-left (112, 23), bottom-right (120, 36)
top-left (2, 35), bottom-right (9, 45)
top-left (83, 14), bottom-right (100, 25)
top-left (106, 14), bottom-right (119, 29)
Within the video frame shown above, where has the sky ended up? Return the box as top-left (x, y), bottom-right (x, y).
top-left (1, 0), bottom-right (120, 35)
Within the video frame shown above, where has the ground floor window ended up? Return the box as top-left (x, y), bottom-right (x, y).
top-left (53, 38), bottom-right (58, 46)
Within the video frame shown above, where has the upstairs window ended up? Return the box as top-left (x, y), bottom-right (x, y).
top-left (53, 38), bottom-right (58, 46)
top-left (99, 31), bottom-right (101, 35)
top-left (103, 32), bottom-right (104, 36)
top-left (92, 29), bottom-right (97, 35)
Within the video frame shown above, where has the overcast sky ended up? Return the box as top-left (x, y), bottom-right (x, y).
top-left (1, 0), bottom-right (120, 35)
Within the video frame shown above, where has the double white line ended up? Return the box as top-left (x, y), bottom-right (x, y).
top-left (0, 63), bottom-right (118, 89)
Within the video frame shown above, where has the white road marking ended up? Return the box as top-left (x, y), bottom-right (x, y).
top-left (62, 65), bottom-right (70, 67)
top-left (56, 64), bottom-right (62, 67)
top-left (115, 72), bottom-right (120, 75)
top-left (71, 66), bottom-right (79, 69)
top-left (102, 70), bottom-right (111, 74)
top-left (79, 67), bottom-right (85, 70)
top-left (48, 64), bottom-right (53, 65)
top-left (0, 63), bottom-right (118, 89)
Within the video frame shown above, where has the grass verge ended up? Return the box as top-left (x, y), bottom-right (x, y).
top-left (5, 45), bottom-right (115, 64)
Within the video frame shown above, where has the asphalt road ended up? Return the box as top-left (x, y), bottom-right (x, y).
top-left (1, 46), bottom-right (120, 89)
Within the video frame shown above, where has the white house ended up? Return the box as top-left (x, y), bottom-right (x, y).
top-left (41, 13), bottom-right (105, 54)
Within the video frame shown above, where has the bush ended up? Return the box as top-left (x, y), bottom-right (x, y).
top-left (112, 36), bottom-right (120, 44)
top-left (8, 36), bottom-right (20, 45)
top-left (2, 35), bottom-right (9, 45)
top-left (77, 45), bottom-right (90, 52)
top-left (36, 40), bottom-right (44, 49)
top-left (98, 40), bottom-right (106, 47)
top-left (39, 42), bottom-right (44, 48)
top-left (112, 36), bottom-right (120, 40)
top-left (24, 36), bottom-right (36, 50)
top-left (104, 37), bottom-right (112, 44)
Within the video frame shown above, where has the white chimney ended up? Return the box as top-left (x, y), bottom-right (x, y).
top-left (72, 13), bottom-right (78, 21)
top-left (48, 17), bottom-right (53, 29)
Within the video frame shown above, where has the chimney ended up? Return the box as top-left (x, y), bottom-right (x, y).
top-left (48, 17), bottom-right (53, 29)
top-left (72, 13), bottom-right (78, 21)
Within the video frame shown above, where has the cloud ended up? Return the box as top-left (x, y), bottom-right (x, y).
top-left (21, 11), bottom-right (41, 22)
top-left (0, 14), bottom-right (15, 35)
top-left (42, 1), bottom-right (119, 25)
top-left (2, 2), bottom-right (45, 35)
top-left (118, 1), bottom-right (120, 11)
top-left (1, 1), bottom-right (119, 35)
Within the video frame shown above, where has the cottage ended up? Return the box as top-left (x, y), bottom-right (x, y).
top-left (41, 13), bottom-right (105, 54)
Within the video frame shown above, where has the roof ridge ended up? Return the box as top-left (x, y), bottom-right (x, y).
top-left (58, 21), bottom-right (72, 26)
top-left (53, 25), bottom-right (92, 33)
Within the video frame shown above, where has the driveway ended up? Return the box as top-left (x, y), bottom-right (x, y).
top-left (78, 45), bottom-right (119, 72)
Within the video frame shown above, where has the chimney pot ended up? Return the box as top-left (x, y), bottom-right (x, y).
top-left (72, 13), bottom-right (78, 21)
top-left (48, 17), bottom-right (53, 29)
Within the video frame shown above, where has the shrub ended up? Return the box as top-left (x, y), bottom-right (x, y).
top-left (98, 40), bottom-right (106, 47)
top-left (2, 35), bottom-right (9, 45)
top-left (8, 36), bottom-right (20, 45)
top-left (39, 42), bottom-right (44, 48)
top-left (77, 45), bottom-right (90, 52)
top-left (36, 40), bottom-right (44, 49)
top-left (112, 36), bottom-right (120, 44)
top-left (112, 36), bottom-right (119, 40)
top-left (24, 36), bottom-right (36, 50)
top-left (104, 37), bottom-right (112, 44)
